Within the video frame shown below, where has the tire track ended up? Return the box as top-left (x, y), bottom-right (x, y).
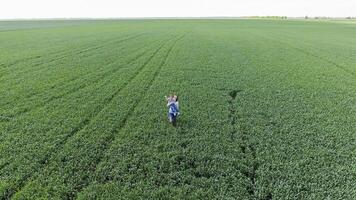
top-left (0, 39), bottom-right (95, 71)
top-left (0, 57), bottom-right (128, 119)
top-left (0, 32), bottom-right (143, 71)
top-left (0, 38), bottom-right (167, 142)
top-left (1, 49), bottom-right (130, 109)
top-left (248, 31), bottom-right (356, 79)
top-left (227, 89), bottom-right (268, 200)
top-left (0, 33), bottom-right (145, 83)
top-left (0, 55), bottom-right (42, 69)
top-left (0, 38), bottom-right (167, 131)
top-left (1, 38), bottom-right (162, 119)
top-left (3, 36), bottom-right (174, 200)
top-left (0, 33), bottom-right (143, 83)
top-left (273, 30), bottom-right (356, 63)
top-left (261, 30), bottom-right (356, 78)
top-left (228, 90), bottom-right (241, 140)
top-left (288, 45), bottom-right (356, 78)
top-left (68, 33), bottom-right (187, 199)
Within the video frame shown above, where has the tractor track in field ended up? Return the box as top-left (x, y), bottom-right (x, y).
top-left (288, 46), bottom-right (356, 78)
top-left (0, 38), bottom-right (163, 119)
top-left (4, 36), bottom-right (175, 200)
top-left (248, 31), bottom-right (356, 80)
top-left (0, 33), bottom-right (145, 83)
top-left (0, 55), bottom-right (42, 69)
top-left (0, 36), bottom-right (109, 71)
top-left (227, 89), bottom-right (272, 200)
top-left (0, 34), bottom-right (142, 98)
top-left (43, 36), bottom-right (162, 94)
top-left (0, 33), bottom-right (143, 82)
top-left (1, 50), bottom-right (132, 109)
top-left (228, 90), bottom-right (240, 140)
top-left (68, 33), bottom-right (187, 199)
top-left (262, 32), bottom-right (356, 78)
top-left (0, 32), bottom-right (143, 71)
top-left (272, 30), bottom-right (356, 63)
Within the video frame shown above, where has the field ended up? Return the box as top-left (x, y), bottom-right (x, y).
top-left (0, 19), bottom-right (355, 199)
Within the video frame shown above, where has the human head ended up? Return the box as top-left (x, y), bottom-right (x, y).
top-left (173, 95), bottom-right (178, 101)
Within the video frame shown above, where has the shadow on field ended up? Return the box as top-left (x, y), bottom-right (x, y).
top-left (229, 89), bottom-right (243, 100)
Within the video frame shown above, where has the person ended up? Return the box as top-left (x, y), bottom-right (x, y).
top-left (165, 94), bottom-right (180, 126)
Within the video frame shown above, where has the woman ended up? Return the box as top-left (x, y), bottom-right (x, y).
top-left (165, 94), bottom-right (180, 126)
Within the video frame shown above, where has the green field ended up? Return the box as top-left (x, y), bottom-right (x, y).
top-left (0, 19), bottom-right (355, 199)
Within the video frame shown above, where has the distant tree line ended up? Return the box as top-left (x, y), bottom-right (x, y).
top-left (246, 16), bottom-right (355, 20)
top-left (305, 16), bottom-right (355, 19)
top-left (248, 16), bottom-right (288, 19)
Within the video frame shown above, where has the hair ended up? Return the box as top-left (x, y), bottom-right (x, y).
top-left (175, 95), bottom-right (178, 101)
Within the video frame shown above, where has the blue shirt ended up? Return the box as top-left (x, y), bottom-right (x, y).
top-left (168, 102), bottom-right (179, 115)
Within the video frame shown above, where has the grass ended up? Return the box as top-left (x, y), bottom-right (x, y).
top-left (0, 19), bottom-right (355, 199)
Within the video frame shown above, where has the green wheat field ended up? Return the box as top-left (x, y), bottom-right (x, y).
top-left (0, 19), bottom-right (355, 199)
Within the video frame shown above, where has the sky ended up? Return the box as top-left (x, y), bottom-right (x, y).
top-left (1, 0), bottom-right (355, 19)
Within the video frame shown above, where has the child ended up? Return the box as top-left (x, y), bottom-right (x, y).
top-left (165, 94), bottom-right (180, 126)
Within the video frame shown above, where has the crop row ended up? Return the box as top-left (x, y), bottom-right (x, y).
top-left (77, 31), bottom-right (253, 199)
top-left (0, 32), bottom-right (127, 72)
top-left (0, 34), bottom-right (162, 119)
top-left (0, 32), bottom-right (181, 198)
top-left (227, 25), bottom-right (356, 199)
top-left (1, 19), bottom-right (355, 199)
top-left (0, 23), bottom-right (137, 69)
top-left (0, 32), bottom-right (145, 95)
top-left (9, 33), bottom-right (187, 199)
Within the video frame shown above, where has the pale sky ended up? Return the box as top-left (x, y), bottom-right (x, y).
top-left (1, 0), bottom-right (355, 19)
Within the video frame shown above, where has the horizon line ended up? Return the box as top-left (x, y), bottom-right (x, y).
top-left (1, 16), bottom-right (355, 21)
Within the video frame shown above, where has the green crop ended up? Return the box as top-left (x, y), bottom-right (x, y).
top-left (0, 19), bottom-right (355, 199)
